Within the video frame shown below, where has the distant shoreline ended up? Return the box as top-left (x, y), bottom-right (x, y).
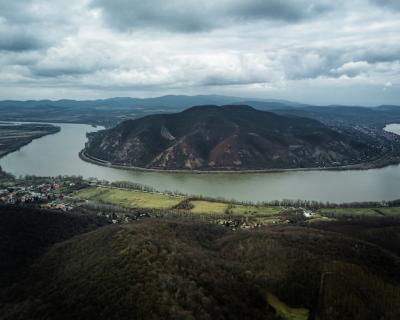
top-left (79, 149), bottom-right (400, 175)
top-left (0, 125), bottom-right (61, 159)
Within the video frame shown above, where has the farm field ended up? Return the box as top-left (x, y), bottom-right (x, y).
top-left (75, 187), bottom-right (400, 222)
top-left (189, 200), bottom-right (282, 215)
top-left (75, 187), bottom-right (283, 216)
top-left (76, 187), bottom-right (184, 209)
top-left (375, 207), bottom-right (400, 215)
top-left (318, 207), bottom-right (382, 217)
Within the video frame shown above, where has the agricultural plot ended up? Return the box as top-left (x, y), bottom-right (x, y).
top-left (318, 207), bottom-right (382, 217)
top-left (76, 187), bottom-right (184, 209)
top-left (76, 187), bottom-right (283, 217)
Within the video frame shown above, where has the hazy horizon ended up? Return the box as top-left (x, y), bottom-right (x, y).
top-left (0, 93), bottom-right (398, 108)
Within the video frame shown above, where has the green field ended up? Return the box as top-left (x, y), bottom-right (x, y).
top-left (76, 187), bottom-right (283, 217)
top-left (76, 187), bottom-right (400, 221)
top-left (318, 207), bottom-right (382, 217)
top-left (76, 187), bottom-right (184, 209)
top-left (230, 204), bottom-right (283, 216)
top-left (189, 200), bottom-right (229, 214)
top-left (189, 200), bottom-right (282, 216)
top-left (375, 207), bottom-right (400, 215)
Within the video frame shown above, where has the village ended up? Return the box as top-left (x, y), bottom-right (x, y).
top-left (0, 180), bottom-right (75, 211)
top-left (0, 173), bottom-right (101, 211)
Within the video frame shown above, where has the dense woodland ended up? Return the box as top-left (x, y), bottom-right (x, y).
top-left (0, 206), bottom-right (108, 289)
top-left (0, 205), bottom-right (399, 320)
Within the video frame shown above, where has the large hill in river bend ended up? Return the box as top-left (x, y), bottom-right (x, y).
top-left (85, 105), bottom-right (379, 170)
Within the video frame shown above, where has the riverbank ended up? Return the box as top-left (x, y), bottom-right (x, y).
top-left (3, 121), bottom-right (400, 203)
top-left (79, 148), bottom-right (400, 175)
top-left (0, 125), bottom-right (61, 159)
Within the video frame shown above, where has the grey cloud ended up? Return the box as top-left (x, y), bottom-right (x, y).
top-left (0, 1), bottom-right (44, 51)
top-left (201, 76), bottom-right (268, 87)
top-left (0, 34), bottom-right (44, 52)
top-left (330, 61), bottom-right (371, 78)
top-left (279, 43), bottom-right (400, 81)
top-left (0, 23), bottom-right (48, 52)
top-left (229, 1), bottom-right (331, 22)
top-left (0, 1), bottom-right (34, 23)
top-left (356, 48), bottom-right (400, 64)
top-left (276, 49), bottom-right (342, 80)
top-left (91, 0), bottom-right (214, 32)
top-left (370, 0), bottom-right (400, 10)
top-left (0, 0), bottom-right (75, 52)
top-left (31, 67), bottom-right (94, 78)
top-left (29, 55), bottom-right (114, 78)
top-left (91, 0), bottom-right (334, 32)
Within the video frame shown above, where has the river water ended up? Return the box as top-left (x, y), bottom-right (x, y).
top-left (1, 122), bottom-right (400, 203)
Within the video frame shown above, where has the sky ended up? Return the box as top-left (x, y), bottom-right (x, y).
top-left (0, 0), bottom-right (399, 105)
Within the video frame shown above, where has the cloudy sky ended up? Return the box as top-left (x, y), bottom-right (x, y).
top-left (0, 0), bottom-right (399, 105)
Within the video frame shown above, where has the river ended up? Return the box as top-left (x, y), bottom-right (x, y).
top-left (1, 122), bottom-right (400, 203)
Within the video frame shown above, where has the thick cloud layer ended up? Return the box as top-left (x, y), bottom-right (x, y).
top-left (91, 0), bottom-right (333, 32)
top-left (0, 0), bottom-right (398, 105)
top-left (371, 0), bottom-right (400, 11)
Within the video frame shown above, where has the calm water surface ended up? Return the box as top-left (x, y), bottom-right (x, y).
top-left (1, 122), bottom-right (400, 203)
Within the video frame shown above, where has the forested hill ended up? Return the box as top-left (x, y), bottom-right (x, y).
top-left (84, 105), bottom-right (382, 171)
top-left (1, 207), bottom-right (399, 320)
top-left (0, 206), bottom-right (107, 288)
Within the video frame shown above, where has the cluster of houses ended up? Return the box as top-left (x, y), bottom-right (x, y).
top-left (0, 181), bottom-right (73, 211)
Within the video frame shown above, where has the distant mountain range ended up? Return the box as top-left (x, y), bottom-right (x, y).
top-left (0, 95), bottom-right (305, 109)
top-left (0, 94), bottom-right (399, 127)
top-left (84, 105), bottom-right (383, 171)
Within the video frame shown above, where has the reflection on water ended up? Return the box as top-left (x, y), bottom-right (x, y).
top-left (1, 122), bottom-right (400, 203)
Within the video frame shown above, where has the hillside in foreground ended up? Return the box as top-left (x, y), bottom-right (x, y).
top-left (1, 206), bottom-right (399, 320)
top-left (0, 206), bottom-right (108, 289)
top-left (84, 105), bottom-right (381, 171)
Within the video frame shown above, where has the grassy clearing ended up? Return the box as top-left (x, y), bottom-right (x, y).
top-left (318, 207), bottom-right (382, 217)
top-left (77, 187), bottom-right (283, 216)
top-left (76, 187), bottom-right (183, 209)
top-left (376, 207), bottom-right (400, 215)
top-left (266, 292), bottom-right (309, 320)
top-left (77, 187), bottom-right (397, 221)
top-left (230, 204), bottom-right (283, 216)
top-left (188, 200), bottom-right (283, 216)
top-left (189, 200), bottom-right (229, 214)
